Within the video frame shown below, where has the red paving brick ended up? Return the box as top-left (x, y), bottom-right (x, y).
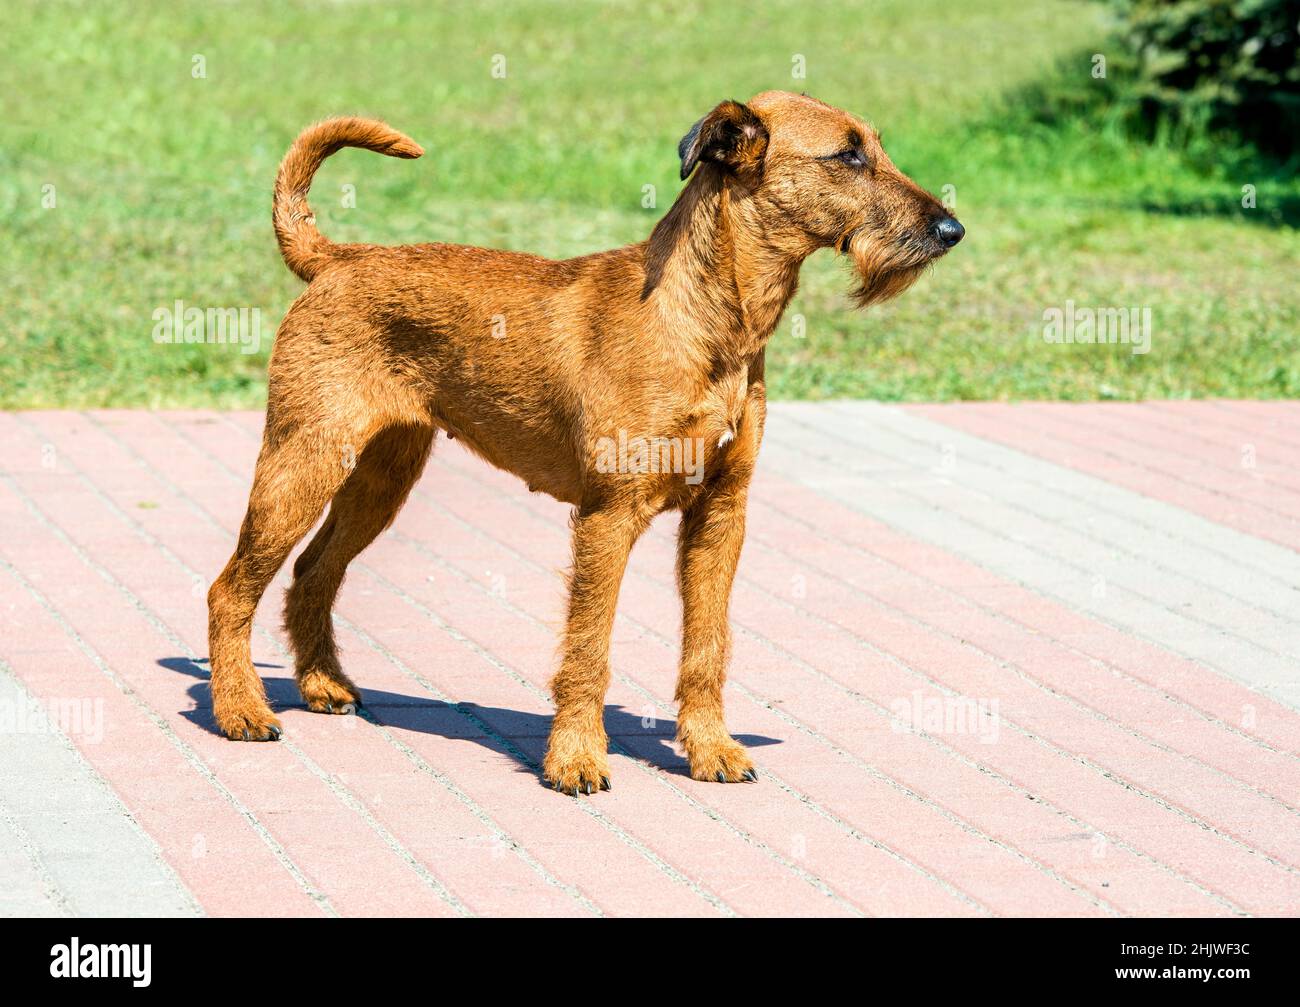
top-left (909, 401), bottom-right (1300, 549)
top-left (2, 402), bottom-right (1299, 916)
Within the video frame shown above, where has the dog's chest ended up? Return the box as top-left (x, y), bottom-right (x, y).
top-left (695, 370), bottom-right (749, 446)
top-left (646, 365), bottom-right (745, 449)
top-left (631, 369), bottom-right (753, 508)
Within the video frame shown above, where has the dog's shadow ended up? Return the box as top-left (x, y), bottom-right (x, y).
top-left (159, 657), bottom-right (780, 786)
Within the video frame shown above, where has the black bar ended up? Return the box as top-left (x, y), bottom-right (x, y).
top-left (1, 918), bottom-right (1294, 993)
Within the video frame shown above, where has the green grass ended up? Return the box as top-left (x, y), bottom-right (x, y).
top-left (3, 0), bottom-right (1298, 407)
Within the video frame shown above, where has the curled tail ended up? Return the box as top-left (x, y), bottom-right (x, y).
top-left (272, 117), bottom-right (423, 281)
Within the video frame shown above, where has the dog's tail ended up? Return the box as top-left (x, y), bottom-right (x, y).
top-left (272, 117), bottom-right (423, 282)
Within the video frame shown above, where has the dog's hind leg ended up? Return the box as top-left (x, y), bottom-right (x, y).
top-left (207, 419), bottom-right (373, 741)
top-left (285, 423), bottom-right (434, 714)
top-left (543, 505), bottom-right (650, 795)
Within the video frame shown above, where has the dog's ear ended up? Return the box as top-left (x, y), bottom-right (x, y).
top-left (677, 100), bottom-right (768, 181)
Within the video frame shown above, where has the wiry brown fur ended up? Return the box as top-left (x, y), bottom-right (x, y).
top-left (206, 91), bottom-right (961, 795)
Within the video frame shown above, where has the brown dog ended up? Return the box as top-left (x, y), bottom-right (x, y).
top-left (207, 90), bottom-right (962, 795)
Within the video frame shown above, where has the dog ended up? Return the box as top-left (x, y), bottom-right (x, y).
top-left (206, 90), bottom-right (963, 796)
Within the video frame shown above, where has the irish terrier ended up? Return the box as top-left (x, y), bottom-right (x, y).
top-left (207, 91), bottom-right (963, 795)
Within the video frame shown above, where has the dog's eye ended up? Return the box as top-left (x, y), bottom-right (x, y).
top-left (837, 149), bottom-right (867, 169)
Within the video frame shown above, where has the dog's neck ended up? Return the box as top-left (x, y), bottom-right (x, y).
top-left (645, 166), bottom-right (812, 374)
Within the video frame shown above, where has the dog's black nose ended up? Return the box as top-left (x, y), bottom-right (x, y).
top-left (933, 216), bottom-right (964, 247)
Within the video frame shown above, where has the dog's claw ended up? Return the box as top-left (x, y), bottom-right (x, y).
top-left (716, 771), bottom-right (727, 783)
top-left (547, 773), bottom-right (607, 797)
top-left (234, 727), bottom-right (276, 741)
top-left (309, 699), bottom-right (357, 716)
top-left (742, 769), bottom-right (756, 782)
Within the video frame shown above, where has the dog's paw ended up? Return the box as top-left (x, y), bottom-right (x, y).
top-left (543, 741), bottom-right (611, 797)
top-left (298, 668), bottom-right (362, 715)
top-left (216, 705), bottom-right (283, 742)
top-left (685, 736), bottom-right (757, 783)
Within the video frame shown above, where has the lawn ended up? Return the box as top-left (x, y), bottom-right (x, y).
top-left (3, 0), bottom-right (1297, 407)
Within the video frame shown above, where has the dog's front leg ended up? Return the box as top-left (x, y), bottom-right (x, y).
top-left (543, 506), bottom-right (647, 795)
top-left (675, 468), bottom-right (757, 783)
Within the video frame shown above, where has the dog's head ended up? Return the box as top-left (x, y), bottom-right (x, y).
top-left (678, 90), bottom-right (962, 306)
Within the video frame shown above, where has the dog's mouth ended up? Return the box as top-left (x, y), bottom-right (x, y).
top-left (839, 226), bottom-right (951, 259)
top-left (839, 228), bottom-right (939, 307)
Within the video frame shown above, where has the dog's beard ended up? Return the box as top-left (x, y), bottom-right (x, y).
top-left (841, 230), bottom-right (933, 308)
